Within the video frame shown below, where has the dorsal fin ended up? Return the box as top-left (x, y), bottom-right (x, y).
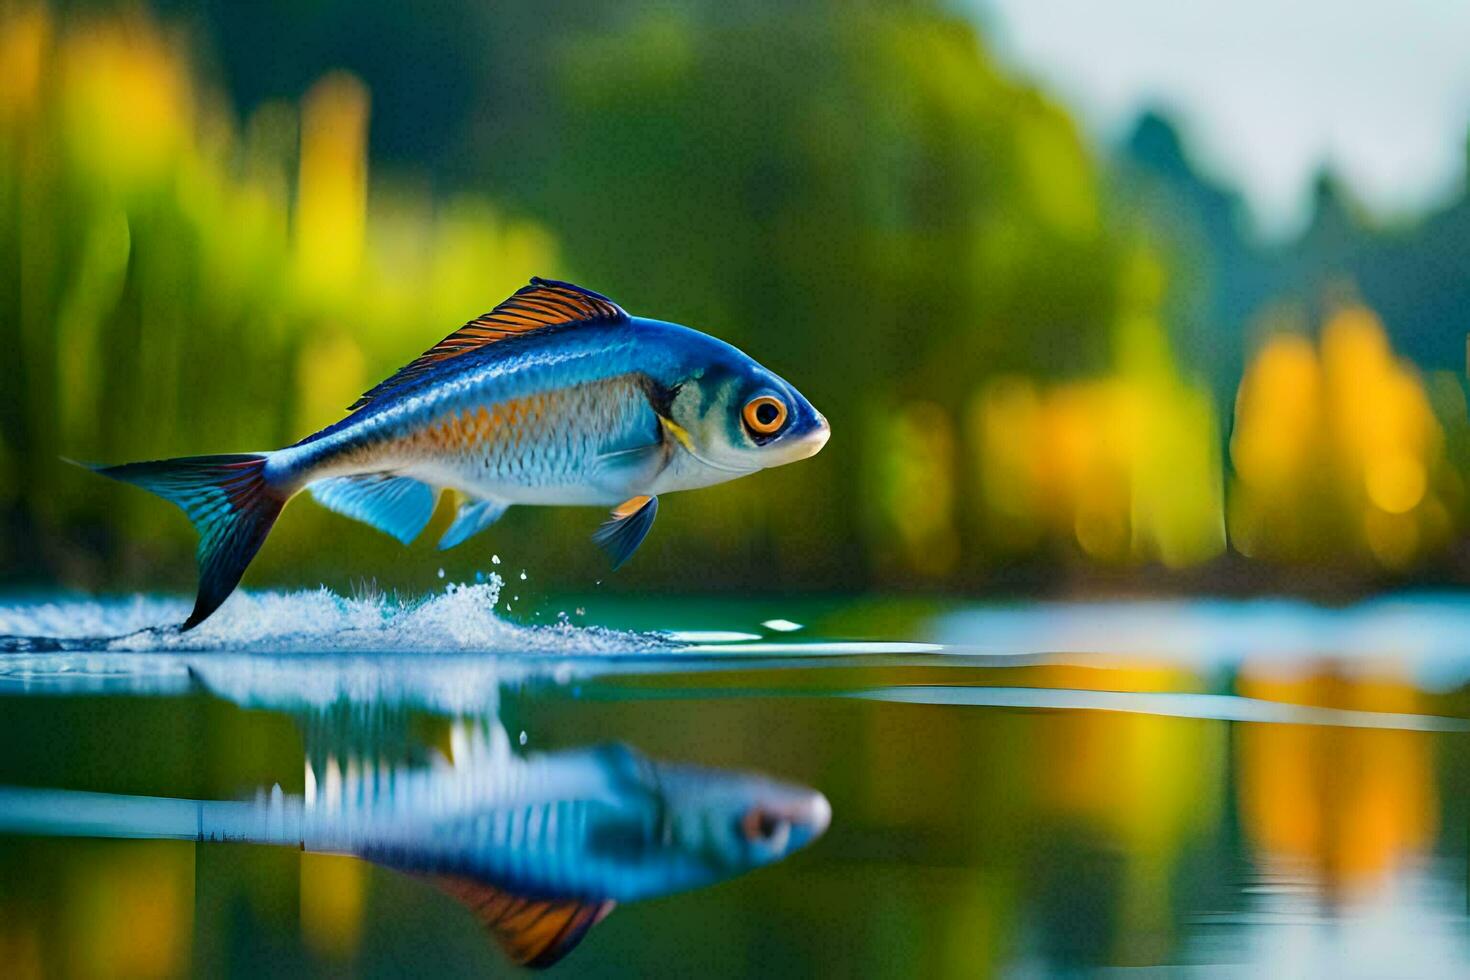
top-left (349, 278), bottom-right (628, 411)
top-left (430, 875), bottom-right (614, 968)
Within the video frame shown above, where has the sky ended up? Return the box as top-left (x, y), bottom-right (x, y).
top-left (978, 0), bottom-right (1470, 236)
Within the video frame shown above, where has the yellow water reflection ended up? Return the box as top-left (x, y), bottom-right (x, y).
top-left (0, 920), bottom-right (43, 980)
top-left (64, 841), bottom-right (194, 978)
top-left (1237, 670), bottom-right (1437, 899)
top-left (1035, 690), bottom-right (1224, 964)
top-left (300, 852), bottom-right (368, 960)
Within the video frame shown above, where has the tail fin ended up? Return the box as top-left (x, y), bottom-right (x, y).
top-left (79, 454), bottom-right (286, 630)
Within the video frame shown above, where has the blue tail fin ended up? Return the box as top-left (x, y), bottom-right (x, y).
top-left (79, 454), bottom-right (285, 630)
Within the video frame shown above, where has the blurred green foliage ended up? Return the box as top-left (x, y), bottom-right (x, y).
top-left (3, 1), bottom-right (1470, 597)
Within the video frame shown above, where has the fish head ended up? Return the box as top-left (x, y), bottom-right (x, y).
top-left (658, 334), bottom-right (830, 480)
top-left (465, 742), bottom-right (831, 905)
top-left (651, 759), bottom-right (831, 875)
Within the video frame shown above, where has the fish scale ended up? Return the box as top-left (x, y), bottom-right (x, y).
top-left (417, 376), bottom-right (656, 494)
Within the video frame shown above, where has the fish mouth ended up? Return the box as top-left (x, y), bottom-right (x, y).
top-left (799, 791), bottom-right (832, 837)
top-left (777, 790), bottom-right (832, 848)
top-left (773, 414), bottom-right (830, 464)
top-left (739, 789), bottom-right (832, 856)
top-left (769, 790), bottom-right (832, 835)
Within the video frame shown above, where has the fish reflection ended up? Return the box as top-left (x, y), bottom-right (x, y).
top-left (0, 725), bottom-right (830, 968)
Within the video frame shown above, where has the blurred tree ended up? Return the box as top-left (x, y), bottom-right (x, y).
top-left (0, 6), bottom-right (558, 589)
top-left (478, 2), bottom-right (1131, 585)
top-left (17, 0), bottom-right (1470, 594)
top-left (9, 0), bottom-right (1143, 593)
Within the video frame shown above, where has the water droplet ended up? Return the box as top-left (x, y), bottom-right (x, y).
top-left (762, 618), bottom-right (803, 633)
top-left (491, 554), bottom-right (501, 565)
top-left (518, 730), bottom-right (528, 746)
top-left (436, 568), bottom-right (445, 579)
top-left (518, 571), bottom-right (527, 581)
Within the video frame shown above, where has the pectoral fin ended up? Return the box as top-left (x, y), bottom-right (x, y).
top-left (591, 495), bottom-right (658, 569)
top-left (438, 498), bottom-right (509, 550)
top-left (593, 440), bottom-right (668, 494)
top-left (430, 875), bottom-right (614, 968)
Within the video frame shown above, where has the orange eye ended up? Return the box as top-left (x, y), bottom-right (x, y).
top-left (742, 396), bottom-right (788, 435)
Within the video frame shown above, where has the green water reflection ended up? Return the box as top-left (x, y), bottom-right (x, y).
top-left (2, 598), bottom-right (1470, 976)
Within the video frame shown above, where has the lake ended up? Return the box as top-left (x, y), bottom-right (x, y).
top-left (1, 586), bottom-right (1468, 977)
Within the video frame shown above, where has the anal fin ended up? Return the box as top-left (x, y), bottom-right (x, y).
top-left (309, 474), bottom-right (437, 545)
top-left (430, 875), bottom-right (614, 968)
top-left (438, 498), bottom-right (509, 550)
top-left (591, 495), bottom-right (658, 569)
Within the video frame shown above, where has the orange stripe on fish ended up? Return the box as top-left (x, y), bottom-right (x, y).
top-left (416, 394), bottom-right (552, 453)
top-left (413, 378), bottom-right (649, 456)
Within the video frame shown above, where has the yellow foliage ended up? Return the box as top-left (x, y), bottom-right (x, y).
top-left (1230, 306), bottom-right (1446, 568)
top-left (0, 4), bottom-right (48, 121)
top-left (296, 72), bottom-right (370, 301)
top-left (970, 323), bottom-right (1224, 567)
top-left (1016, 111), bottom-right (1099, 241)
top-left (0, 3), bottom-right (560, 546)
top-left (873, 402), bottom-right (960, 577)
top-left (57, 14), bottom-right (193, 187)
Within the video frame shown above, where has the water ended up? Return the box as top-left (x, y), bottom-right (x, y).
top-left (2, 586), bottom-right (1469, 977)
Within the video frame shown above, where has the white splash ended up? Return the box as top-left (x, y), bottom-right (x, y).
top-left (0, 578), bottom-right (669, 656)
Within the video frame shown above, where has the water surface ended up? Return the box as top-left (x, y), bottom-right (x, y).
top-left (2, 586), bottom-right (1468, 977)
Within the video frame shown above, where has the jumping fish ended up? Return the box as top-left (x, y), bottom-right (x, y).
top-left (0, 726), bottom-right (830, 968)
top-left (77, 279), bottom-right (830, 629)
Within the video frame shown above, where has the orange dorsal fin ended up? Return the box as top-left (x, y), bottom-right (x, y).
top-left (349, 278), bottom-right (628, 411)
top-left (430, 875), bottom-right (615, 969)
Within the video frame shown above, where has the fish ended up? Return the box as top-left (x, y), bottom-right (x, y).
top-left (75, 278), bottom-right (830, 629)
top-left (0, 724), bottom-right (831, 968)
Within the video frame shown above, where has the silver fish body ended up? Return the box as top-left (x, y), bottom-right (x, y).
top-left (80, 280), bottom-right (829, 629)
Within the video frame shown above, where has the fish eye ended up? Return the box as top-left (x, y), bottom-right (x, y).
top-left (740, 806), bottom-right (791, 849)
top-left (741, 395), bottom-right (788, 436)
